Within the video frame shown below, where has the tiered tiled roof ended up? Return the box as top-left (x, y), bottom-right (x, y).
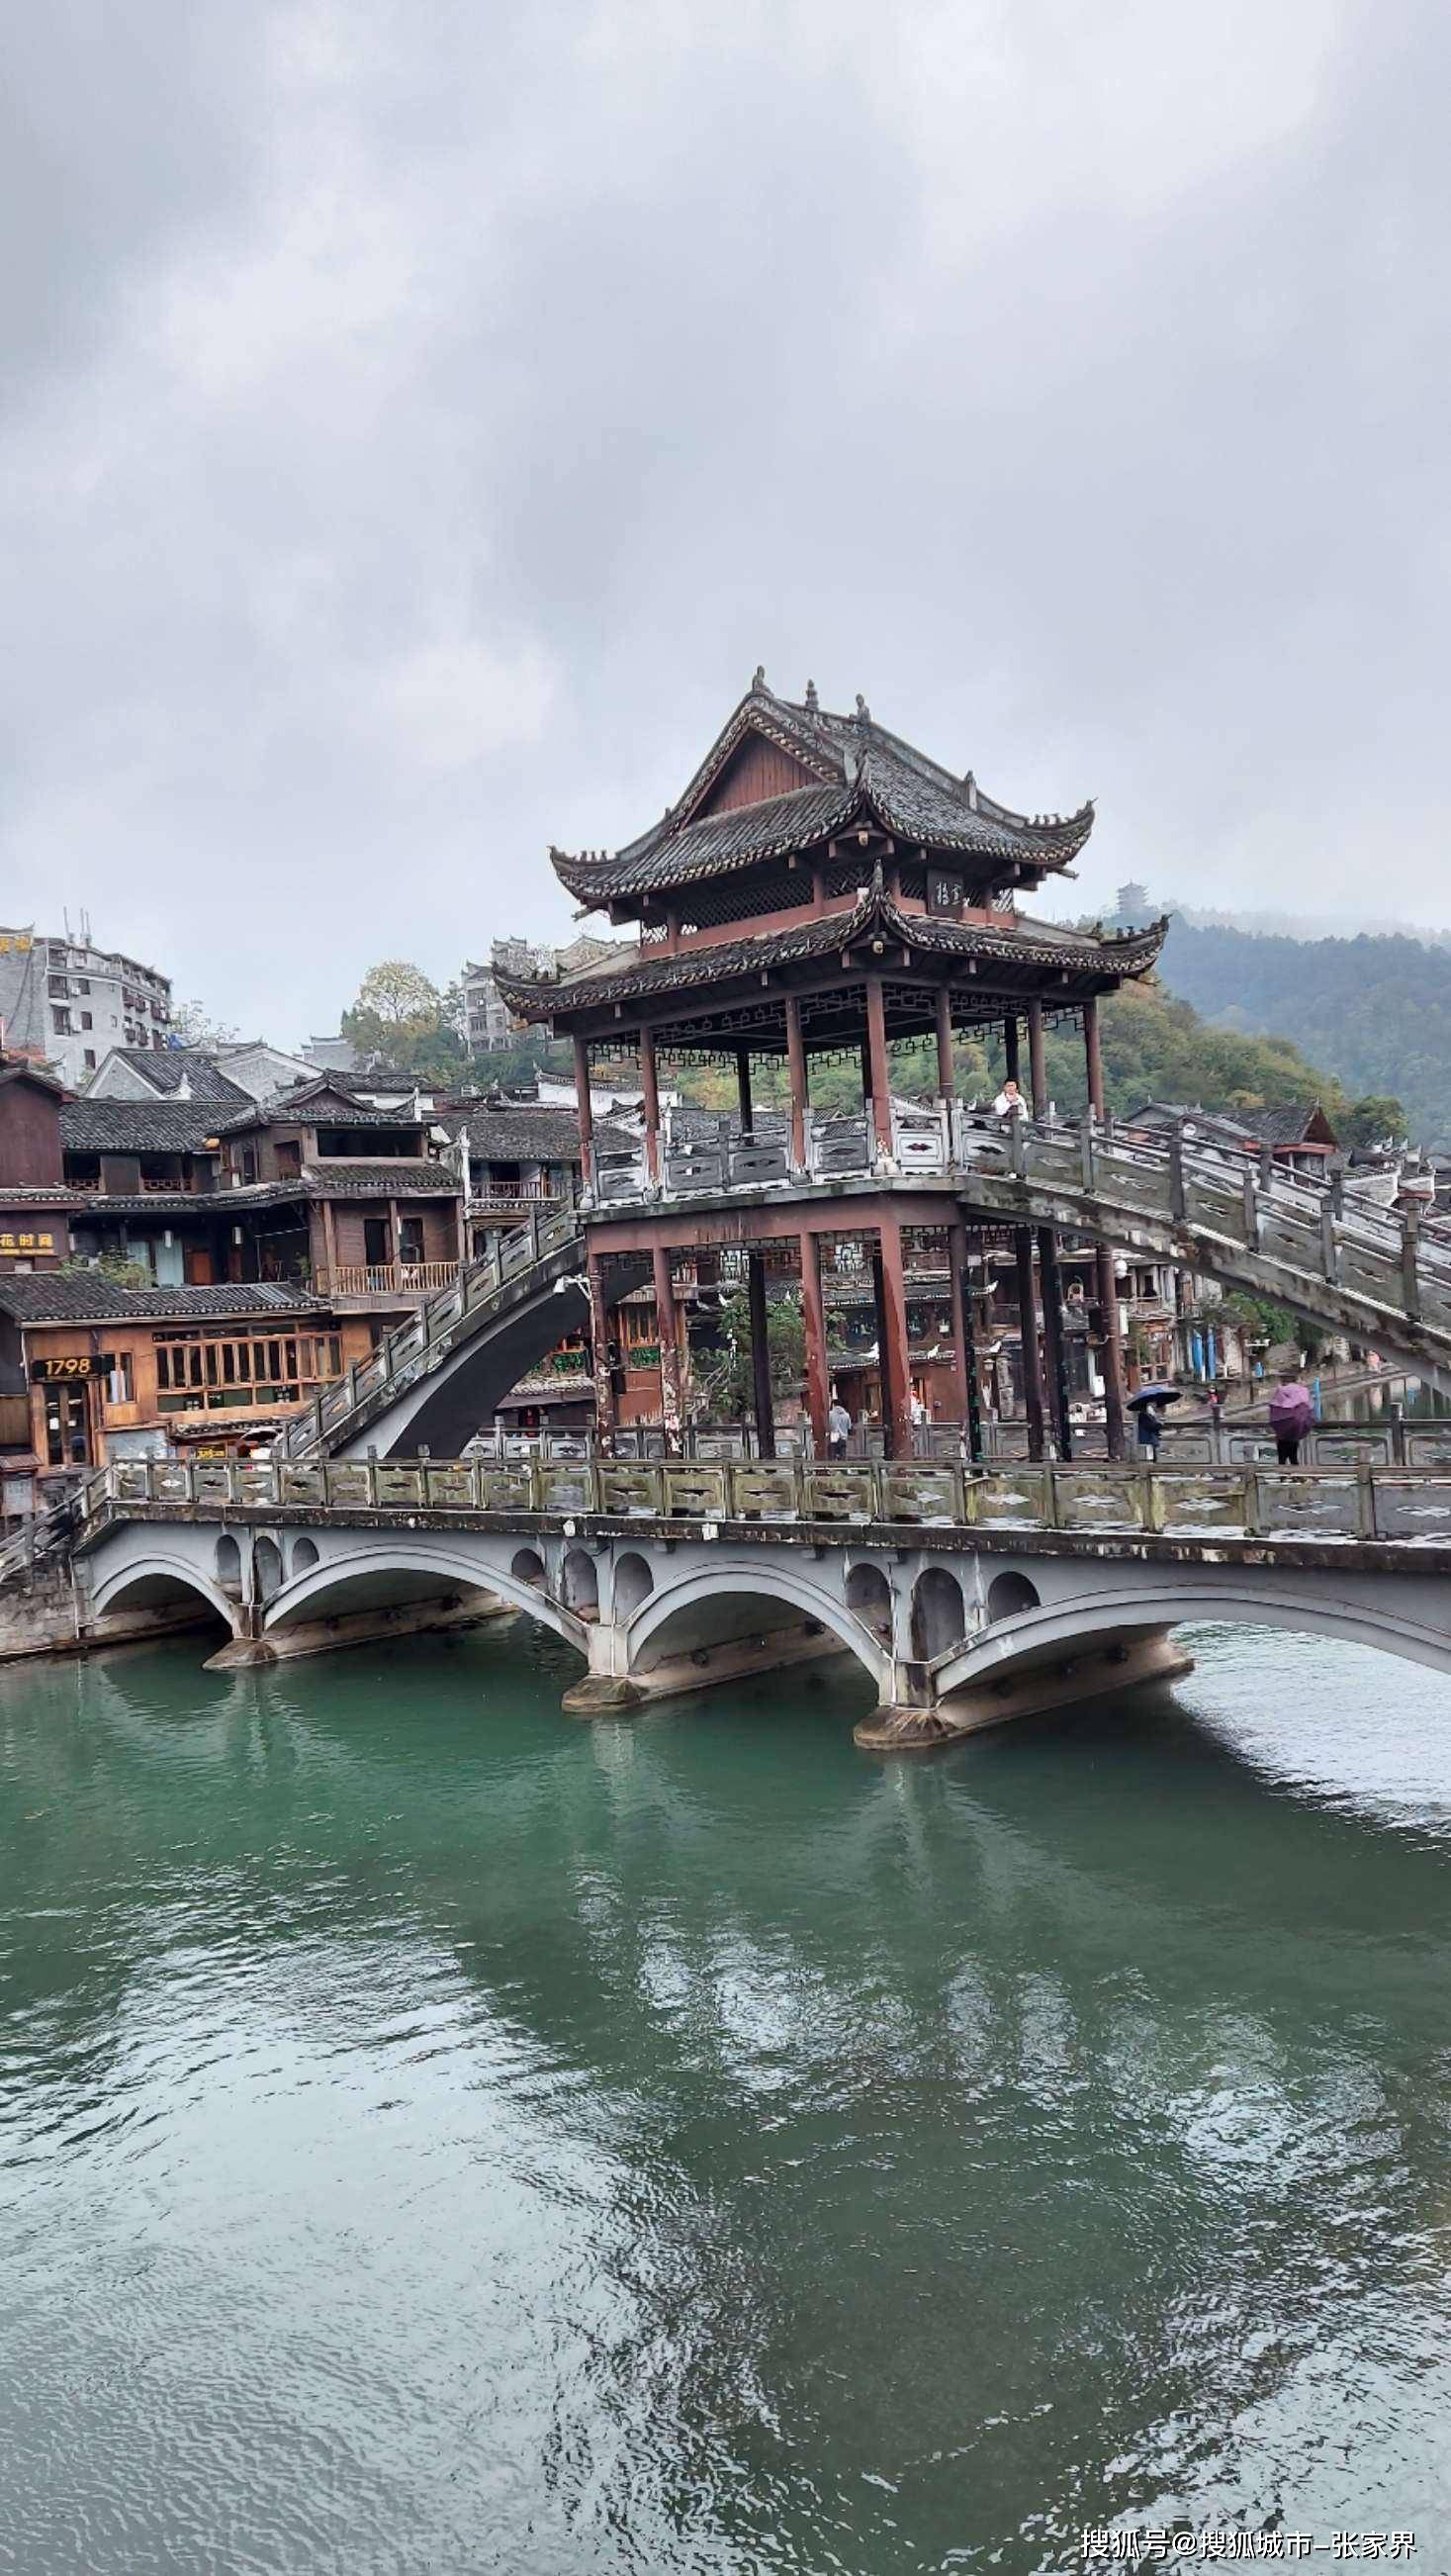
top-left (498, 874), bottom-right (1165, 1024)
top-left (551, 679), bottom-right (1095, 905)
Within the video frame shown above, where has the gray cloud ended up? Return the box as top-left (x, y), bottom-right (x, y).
top-left (2, 0), bottom-right (1446, 1040)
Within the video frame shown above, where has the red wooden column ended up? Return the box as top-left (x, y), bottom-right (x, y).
top-left (1014, 1232), bottom-right (1047, 1461)
top-left (652, 1243), bottom-right (684, 1453)
top-left (865, 975), bottom-right (894, 1157)
top-left (798, 1229), bottom-right (831, 1455)
top-left (934, 985), bottom-right (954, 1099)
top-left (640, 1025), bottom-right (663, 1185)
top-left (574, 1038), bottom-right (595, 1194)
top-left (747, 1249), bottom-right (775, 1457)
top-left (587, 1249), bottom-right (617, 1450)
top-left (1083, 996), bottom-right (1128, 1459)
top-left (946, 1217), bottom-right (973, 1433)
top-left (785, 993), bottom-right (808, 1174)
top-left (735, 1046), bottom-right (754, 1138)
top-left (1027, 999), bottom-right (1048, 1118)
top-left (871, 1213), bottom-right (913, 1460)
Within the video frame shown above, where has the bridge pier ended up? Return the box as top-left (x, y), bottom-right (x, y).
top-left (855, 1627), bottom-right (1194, 1753)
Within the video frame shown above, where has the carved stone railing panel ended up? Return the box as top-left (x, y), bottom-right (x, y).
top-left (966, 1467), bottom-right (1052, 1527)
top-left (801, 1465), bottom-right (876, 1522)
top-left (597, 1463), bottom-right (665, 1517)
top-left (1152, 1471), bottom-right (1248, 1536)
top-left (663, 1463), bottom-right (729, 1518)
top-left (878, 1464), bottom-right (960, 1524)
top-left (1051, 1467), bottom-right (1146, 1532)
top-left (477, 1461), bottom-right (537, 1514)
top-left (423, 1463), bottom-right (478, 1512)
top-left (1248, 1470), bottom-right (1358, 1539)
top-left (538, 1459), bottom-right (596, 1516)
top-left (728, 1463), bottom-right (801, 1521)
top-left (1368, 1477), bottom-right (1451, 1542)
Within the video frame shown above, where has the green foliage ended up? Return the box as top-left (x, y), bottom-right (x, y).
top-left (1214, 1290), bottom-right (1326, 1360)
top-left (341, 961), bottom-right (469, 1085)
top-left (1158, 922), bottom-right (1443, 1145)
top-left (61, 1251), bottom-right (151, 1291)
top-left (691, 1286), bottom-right (804, 1420)
top-left (1342, 1094), bottom-right (1406, 1149)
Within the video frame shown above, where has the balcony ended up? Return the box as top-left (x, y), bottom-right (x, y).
top-left (326, 1261), bottom-right (460, 1300)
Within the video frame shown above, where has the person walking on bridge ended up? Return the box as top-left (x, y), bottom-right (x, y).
top-left (1269, 1369), bottom-right (1315, 1467)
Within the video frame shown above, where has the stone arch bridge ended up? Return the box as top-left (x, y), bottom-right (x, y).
top-left (62, 1450), bottom-right (1451, 1752)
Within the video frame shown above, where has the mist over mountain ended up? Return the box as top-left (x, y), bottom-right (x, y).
top-left (1156, 919), bottom-right (1451, 1146)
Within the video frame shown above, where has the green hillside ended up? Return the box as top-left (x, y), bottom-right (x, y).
top-left (1158, 920), bottom-right (1445, 1145)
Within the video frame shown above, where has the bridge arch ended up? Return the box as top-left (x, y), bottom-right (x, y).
top-left (935, 1578), bottom-right (1451, 1703)
top-left (626, 1559), bottom-right (890, 1692)
top-left (91, 1551), bottom-right (237, 1632)
top-left (260, 1541), bottom-right (586, 1654)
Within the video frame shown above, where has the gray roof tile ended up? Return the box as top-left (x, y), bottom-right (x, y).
top-left (0, 1275), bottom-right (322, 1325)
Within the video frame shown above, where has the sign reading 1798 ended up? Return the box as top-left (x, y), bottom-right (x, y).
top-left (32, 1354), bottom-right (116, 1383)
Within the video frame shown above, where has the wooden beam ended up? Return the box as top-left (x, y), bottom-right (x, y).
top-left (573, 1037), bottom-right (595, 1191)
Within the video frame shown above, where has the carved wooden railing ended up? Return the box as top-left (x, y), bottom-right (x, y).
top-left (70, 1452), bottom-right (1451, 1550)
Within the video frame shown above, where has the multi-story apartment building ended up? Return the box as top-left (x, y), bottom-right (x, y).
top-left (0, 926), bottom-right (172, 1090)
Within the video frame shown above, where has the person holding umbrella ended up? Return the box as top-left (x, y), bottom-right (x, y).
top-left (1128, 1380), bottom-right (1181, 1461)
top-left (1268, 1367), bottom-right (1315, 1467)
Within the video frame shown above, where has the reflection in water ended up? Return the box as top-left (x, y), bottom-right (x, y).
top-left (2, 1620), bottom-right (1450, 2571)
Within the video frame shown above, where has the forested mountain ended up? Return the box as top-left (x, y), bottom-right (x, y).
top-left (1157, 921), bottom-right (1451, 1146)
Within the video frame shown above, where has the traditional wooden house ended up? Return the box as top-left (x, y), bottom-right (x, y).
top-left (0, 1058), bottom-right (81, 1281)
top-left (495, 674), bottom-right (1164, 1458)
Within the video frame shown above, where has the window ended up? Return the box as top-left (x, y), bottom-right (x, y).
top-left (51, 1008), bottom-right (72, 1035)
top-left (106, 1352), bottom-right (135, 1405)
top-left (45, 1389), bottom-right (90, 1467)
top-left (399, 1217), bottom-right (424, 1266)
top-left (74, 978), bottom-right (90, 995)
top-left (240, 1148), bottom-right (258, 1183)
top-left (47, 973), bottom-right (69, 998)
top-left (80, 1011), bottom-right (92, 1030)
top-left (83, 1050), bottom-right (96, 1070)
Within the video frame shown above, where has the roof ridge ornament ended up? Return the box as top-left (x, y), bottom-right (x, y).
top-left (855, 692), bottom-right (871, 725)
top-left (751, 664), bottom-right (768, 693)
top-left (804, 679), bottom-right (819, 711)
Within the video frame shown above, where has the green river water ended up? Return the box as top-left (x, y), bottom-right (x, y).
top-left (2, 1621), bottom-right (1449, 2572)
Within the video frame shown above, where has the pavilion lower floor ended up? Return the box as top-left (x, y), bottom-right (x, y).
top-left (578, 1192), bottom-right (1127, 1462)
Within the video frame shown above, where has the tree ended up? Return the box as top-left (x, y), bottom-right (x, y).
top-left (170, 999), bottom-right (238, 1050)
top-left (341, 961), bottom-right (467, 1083)
top-left (690, 1286), bottom-right (804, 1420)
top-left (1342, 1094), bottom-right (1406, 1149)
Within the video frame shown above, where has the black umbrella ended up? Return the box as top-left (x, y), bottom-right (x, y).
top-left (1127, 1383), bottom-right (1184, 1409)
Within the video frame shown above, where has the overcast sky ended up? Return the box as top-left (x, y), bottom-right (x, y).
top-left (4, 0), bottom-right (1446, 1042)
